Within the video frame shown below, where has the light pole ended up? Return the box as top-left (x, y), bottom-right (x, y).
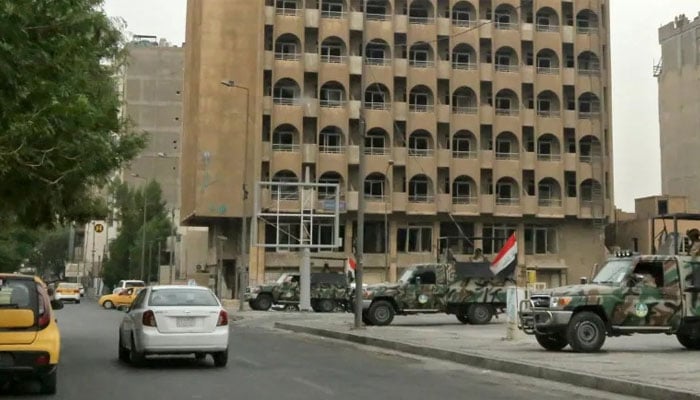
top-left (383, 160), bottom-right (394, 280)
top-left (220, 79), bottom-right (250, 311)
top-left (130, 173), bottom-right (148, 281)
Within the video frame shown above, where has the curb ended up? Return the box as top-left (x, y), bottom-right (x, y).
top-left (275, 322), bottom-right (700, 400)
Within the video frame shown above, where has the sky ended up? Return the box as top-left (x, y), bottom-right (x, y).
top-left (102, 0), bottom-right (700, 212)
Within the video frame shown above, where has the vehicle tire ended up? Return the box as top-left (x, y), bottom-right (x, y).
top-left (194, 353), bottom-right (207, 361)
top-left (318, 299), bottom-right (335, 313)
top-left (103, 300), bottom-right (114, 310)
top-left (213, 349), bottom-right (228, 367)
top-left (566, 311), bottom-right (606, 353)
top-left (368, 300), bottom-right (395, 326)
top-left (118, 333), bottom-right (130, 362)
top-left (535, 332), bottom-right (569, 351)
top-left (76, 300), bottom-right (80, 304)
top-left (677, 334), bottom-right (700, 350)
top-left (248, 300), bottom-right (260, 311)
top-left (39, 367), bottom-right (57, 394)
top-left (456, 310), bottom-right (470, 324)
top-left (362, 312), bottom-right (374, 326)
top-left (467, 304), bottom-right (493, 325)
top-left (129, 335), bottom-right (145, 366)
top-left (255, 294), bottom-right (272, 311)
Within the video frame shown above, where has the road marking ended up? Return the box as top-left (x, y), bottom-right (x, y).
top-left (291, 377), bottom-right (335, 396)
top-left (233, 355), bottom-right (263, 368)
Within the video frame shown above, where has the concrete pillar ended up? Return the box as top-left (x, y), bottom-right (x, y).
top-left (388, 219), bottom-right (397, 282)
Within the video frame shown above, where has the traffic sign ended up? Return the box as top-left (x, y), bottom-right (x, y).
top-left (94, 223), bottom-right (104, 233)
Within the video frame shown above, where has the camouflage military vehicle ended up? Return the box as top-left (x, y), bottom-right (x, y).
top-left (518, 252), bottom-right (700, 352)
top-left (245, 272), bottom-right (349, 312)
top-left (360, 262), bottom-right (514, 326)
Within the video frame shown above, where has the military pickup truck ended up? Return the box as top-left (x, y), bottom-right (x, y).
top-left (245, 272), bottom-right (349, 312)
top-left (518, 252), bottom-right (700, 352)
top-left (360, 262), bottom-right (515, 326)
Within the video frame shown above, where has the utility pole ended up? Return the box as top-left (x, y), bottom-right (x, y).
top-left (140, 189), bottom-right (148, 281)
top-left (299, 167), bottom-right (312, 312)
top-left (156, 241), bottom-right (162, 284)
top-left (353, 0), bottom-right (368, 329)
top-left (147, 241), bottom-right (153, 284)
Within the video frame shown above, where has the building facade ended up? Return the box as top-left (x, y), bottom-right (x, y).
top-left (181, 0), bottom-right (614, 293)
top-left (657, 13), bottom-right (700, 211)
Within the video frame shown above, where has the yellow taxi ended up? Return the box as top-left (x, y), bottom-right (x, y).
top-left (0, 273), bottom-right (63, 394)
top-left (98, 287), bottom-right (143, 310)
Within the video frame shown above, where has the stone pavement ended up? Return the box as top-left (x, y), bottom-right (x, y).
top-left (228, 310), bottom-right (700, 400)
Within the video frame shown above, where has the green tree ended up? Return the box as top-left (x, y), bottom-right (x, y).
top-left (0, 226), bottom-right (41, 273)
top-left (0, 0), bottom-right (145, 227)
top-left (30, 228), bottom-right (70, 280)
top-left (102, 181), bottom-right (173, 289)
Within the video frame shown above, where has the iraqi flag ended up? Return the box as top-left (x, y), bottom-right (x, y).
top-left (490, 234), bottom-right (517, 276)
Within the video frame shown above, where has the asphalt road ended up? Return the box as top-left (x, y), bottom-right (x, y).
top-left (2, 300), bottom-right (642, 400)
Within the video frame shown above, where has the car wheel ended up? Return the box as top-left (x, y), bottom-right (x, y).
top-left (103, 300), bottom-right (114, 310)
top-left (213, 349), bottom-right (228, 367)
top-left (456, 309), bottom-right (470, 324)
top-left (194, 353), bottom-right (207, 361)
top-left (248, 300), bottom-right (260, 311)
top-left (566, 311), bottom-right (606, 353)
top-left (256, 294), bottom-right (272, 311)
top-left (677, 333), bottom-right (700, 350)
top-left (362, 311), bottom-right (374, 326)
top-left (368, 300), bottom-right (395, 326)
top-left (129, 335), bottom-right (145, 366)
top-left (76, 300), bottom-right (80, 304)
top-left (467, 304), bottom-right (494, 325)
top-left (118, 333), bottom-right (130, 362)
top-left (39, 367), bottom-right (57, 394)
top-left (535, 332), bottom-right (569, 351)
top-left (318, 299), bottom-right (335, 313)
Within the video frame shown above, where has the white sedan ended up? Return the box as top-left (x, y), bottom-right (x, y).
top-left (118, 285), bottom-right (230, 367)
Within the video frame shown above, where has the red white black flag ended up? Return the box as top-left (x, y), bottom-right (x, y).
top-left (490, 234), bottom-right (517, 275)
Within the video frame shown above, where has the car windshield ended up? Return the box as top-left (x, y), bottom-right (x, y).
top-left (398, 268), bottom-right (416, 284)
top-left (148, 289), bottom-right (219, 307)
top-left (126, 281), bottom-right (145, 287)
top-left (592, 259), bottom-right (633, 284)
top-left (276, 274), bottom-right (289, 284)
top-left (0, 278), bottom-right (38, 311)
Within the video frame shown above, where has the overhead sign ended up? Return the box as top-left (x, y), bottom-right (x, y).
top-left (94, 223), bottom-right (104, 233)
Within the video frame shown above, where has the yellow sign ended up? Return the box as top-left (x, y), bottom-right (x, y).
top-left (94, 224), bottom-right (104, 233)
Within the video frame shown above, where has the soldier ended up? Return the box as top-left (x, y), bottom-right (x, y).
top-left (322, 263), bottom-right (331, 273)
top-left (470, 248), bottom-right (488, 262)
top-left (687, 229), bottom-right (700, 256)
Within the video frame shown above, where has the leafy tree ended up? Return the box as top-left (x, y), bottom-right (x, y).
top-left (30, 228), bottom-right (70, 280)
top-left (0, 0), bottom-right (145, 227)
top-left (102, 180), bottom-right (173, 289)
top-left (0, 227), bottom-right (41, 273)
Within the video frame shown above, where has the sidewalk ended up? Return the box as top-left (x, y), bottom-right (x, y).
top-left (268, 313), bottom-right (699, 400)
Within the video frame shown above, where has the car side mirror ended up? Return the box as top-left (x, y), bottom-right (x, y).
top-left (51, 300), bottom-right (64, 310)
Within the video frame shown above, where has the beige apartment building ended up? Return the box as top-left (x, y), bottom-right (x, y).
top-left (181, 0), bottom-right (614, 293)
top-left (657, 13), bottom-right (700, 211)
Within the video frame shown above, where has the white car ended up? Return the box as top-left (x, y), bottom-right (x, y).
top-left (118, 285), bottom-right (230, 367)
top-left (112, 279), bottom-right (146, 294)
top-left (55, 282), bottom-right (81, 303)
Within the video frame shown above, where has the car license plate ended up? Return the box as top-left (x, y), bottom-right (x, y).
top-left (0, 353), bottom-right (14, 367)
top-left (176, 317), bottom-right (196, 328)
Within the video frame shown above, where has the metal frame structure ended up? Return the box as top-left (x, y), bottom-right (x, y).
top-left (650, 213), bottom-right (700, 255)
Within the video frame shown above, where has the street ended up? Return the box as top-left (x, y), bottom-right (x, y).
top-left (2, 300), bottom-right (641, 400)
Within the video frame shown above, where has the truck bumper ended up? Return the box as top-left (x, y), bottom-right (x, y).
top-left (519, 308), bottom-right (573, 335)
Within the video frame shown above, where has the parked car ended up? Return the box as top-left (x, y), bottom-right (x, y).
top-left (0, 273), bottom-right (64, 394)
top-left (118, 285), bottom-right (229, 367)
top-left (112, 280), bottom-right (146, 294)
top-left (54, 282), bottom-right (81, 304)
top-left (99, 287), bottom-right (143, 310)
top-left (78, 283), bottom-right (85, 297)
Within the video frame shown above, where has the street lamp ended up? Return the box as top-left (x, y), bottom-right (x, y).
top-left (220, 79), bottom-right (250, 311)
top-left (131, 173), bottom-right (148, 281)
top-left (383, 160), bottom-right (394, 280)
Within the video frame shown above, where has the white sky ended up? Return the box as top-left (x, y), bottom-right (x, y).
top-left (103, 0), bottom-right (700, 212)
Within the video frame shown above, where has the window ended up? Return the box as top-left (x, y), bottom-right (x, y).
top-left (453, 50), bottom-right (474, 68)
top-left (409, 134), bottom-right (430, 156)
top-left (397, 225), bottom-right (433, 253)
top-left (496, 181), bottom-right (513, 199)
top-left (538, 98), bottom-right (551, 112)
top-left (409, 176), bottom-right (431, 202)
top-left (312, 223), bottom-right (335, 247)
top-left (318, 175), bottom-right (340, 199)
top-left (321, 44), bottom-right (343, 62)
top-left (410, 49), bottom-right (430, 67)
top-left (320, 87), bottom-right (344, 106)
top-left (453, 180), bottom-right (472, 202)
top-left (271, 173), bottom-right (299, 199)
top-left (366, 45), bottom-right (386, 61)
top-left (276, 0), bottom-right (298, 15)
top-left (272, 130), bottom-right (295, 151)
top-left (658, 200), bottom-right (668, 215)
top-left (320, 130), bottom-right (343, 153)
top-left (364, 133), bottom-right (386, 154)
top-left (364, 175), bottom-right (385, 199)
top-left (496, 96), bottom-right (511, 110)
top-left (496, 137), bottom-right (512, 155)
top-left (411, 269), bottom-right (436, 284)
top-left (452, 136), bottom-right (473, 157)
top-left (537, 56), bottom-right (552, 68)
top-left (320, 0), bottom-right (343, 18)
top-left (482, 224), bottom-right (516, 254)
top-left (265, 222), bottom-right (301, 251)
top-left (273, 85), bottom-right (298, 104)
top-left (365, 87), bottom-right (387, 107)
top-left (131, 289), bottom-right (148, 309)
top-left (410, 91), bottom-right (430, 111)
top-left (148, 289), bottom-right (219, 307)
top-left (452, 9), bottom-right (473, 26)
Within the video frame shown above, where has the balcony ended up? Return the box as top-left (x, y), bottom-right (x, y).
top-left (409, 104), bottom-right (434, 113)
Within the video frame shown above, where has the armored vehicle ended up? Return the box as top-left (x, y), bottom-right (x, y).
top-left (245, 272), bottom-right (349, 312)
top-left (519, 252), bottom-right (700, 352)
top-left (360, 261), bottom-right (514, 326)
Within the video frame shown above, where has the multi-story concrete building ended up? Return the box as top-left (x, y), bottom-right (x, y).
top-left (71, 36), bottom-right (210, 287)
top-left (657, 13), bottom-right (700, 211)
top-left (181, 0), bottom-right (614, 294)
